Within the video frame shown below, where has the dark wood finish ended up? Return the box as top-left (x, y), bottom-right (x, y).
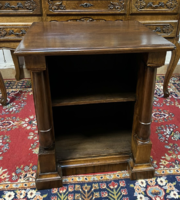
top-left (0, 72), bottom-right (7, 106)
top-left (0, 0), bottom-right (180, 87)
top-left (52, 93), bottom-right (136, 107)
top-left (15, 21), bottom-right (174, 56)
top-left (15, 21), bottom-right (174, 190)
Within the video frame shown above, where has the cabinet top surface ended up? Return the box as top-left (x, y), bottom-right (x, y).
top-left (15, 21), bottom-right (175, 56)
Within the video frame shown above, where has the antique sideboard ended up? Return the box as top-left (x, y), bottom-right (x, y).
top-left (0, 0), bottom-right (180, 91)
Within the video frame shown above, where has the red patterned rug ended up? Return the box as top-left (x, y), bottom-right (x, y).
top-left (0, 76), bottom-right (180, 191)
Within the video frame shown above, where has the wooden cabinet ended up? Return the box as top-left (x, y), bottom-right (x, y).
top-left (130, 0), bottom-right (179, 14)
top-left (46, 0), bottom-right (126, 14)
top-left (14, 21), bottom-right (175, 190)
top-left (0, 0), bottom-right (42, 15)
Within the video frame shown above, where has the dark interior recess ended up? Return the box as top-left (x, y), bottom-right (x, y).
top-left (46, 53), bottom-right (138, 160)
top-left (53, 102), bottom-right (135, 160)
top-left (46, 53), bottom-right (138, 106)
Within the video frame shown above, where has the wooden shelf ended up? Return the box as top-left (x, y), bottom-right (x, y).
top-left (52, 92), bottom-right (136, 106)
top-left (55, 129), bottom-right (132, 161)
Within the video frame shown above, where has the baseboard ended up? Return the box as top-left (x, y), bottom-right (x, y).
top-left (157, 64), bottom-right (180, 75)
top-left (0, 68), bottom-right (30, 79)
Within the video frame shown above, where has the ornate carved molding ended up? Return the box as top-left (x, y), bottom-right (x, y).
top-left (147, 2), bottom-right (165, 8)
top-left (0, 0), bottom-right (37, 11)
top-left (0, 28), bottom-right (7, 37)
top-left (67, 17), bottom-right (106, 22)
top-left (108, 0), bottom-right (124, 11)
top-left (48, 0), bottom-right (65, 11)
top-left (0, 28), bottom-right (27, 38)
top-left (80, 3), bottom-right (93, 7)
top-left (166, 0), bottom-right (177, 9)
top-left (153, 24), bottom-right (174, 35)
top-left (134, 0), bottom-right (178, 10)
top-left (134, 0), bottom-right (146, 10)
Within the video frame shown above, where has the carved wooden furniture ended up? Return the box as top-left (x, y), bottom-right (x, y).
top-left (0, 72), bottom-right (7, 106)
top-left (0, 0), bottom-right (180, 87)
top-left (15, 21), bottom-right (175, 190)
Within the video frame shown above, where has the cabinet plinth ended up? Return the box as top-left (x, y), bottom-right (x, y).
top-left (14, 21), bottom-right (175, 190)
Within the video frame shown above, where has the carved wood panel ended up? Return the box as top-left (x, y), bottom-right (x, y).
top-left (141, 21), bottom-right (178, 37)
top-left (46, 0), bottom-right (126, 15)
top-left (0, 23), bottom-right (31, 41)
top-left (131, 0), bottom-right (179, 13)
top-left (0, 0), bottom-right (41, 15)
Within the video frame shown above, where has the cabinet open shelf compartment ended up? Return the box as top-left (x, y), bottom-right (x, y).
top-left (53, 102), bottom-right (134, 161)
top-left (47, 54), bottom-right (138, 107)
top-left (46, 53), bottom-right (138, 175)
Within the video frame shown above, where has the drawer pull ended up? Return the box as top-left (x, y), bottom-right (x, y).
top-left (108, 0), bottom-right (124, 11)
top-left (147, 2), bottom-right (165, 8)
top-left (49, 0), bottom-right (66, 11)
top-left (80, 3), bottom-right (93, 7)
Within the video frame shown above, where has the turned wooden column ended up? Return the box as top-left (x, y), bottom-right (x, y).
top-left (24, 55), bottom-right (62, 189)
top-left (32, 71), bottom-right (54, 149)
top-left (137, 66), bottom-right (157, 141)
top-left (129, 52), bottom-right (167, 179)
top-left (25, 55), bottom-right (54, 149)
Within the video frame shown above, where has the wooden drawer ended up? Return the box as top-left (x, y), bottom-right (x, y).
top-left (0, 0), bottom-right (42, 15)
top-left (141, 21), bottom-right (178, 38)
top-left (46, 0), bottom-right (126, 15)
top-left (48, 15), bottom-right (125, 21)
top-left (131, 0), bottom-right (179, 14)
top-left (0, 23), bottom-right (31, 41)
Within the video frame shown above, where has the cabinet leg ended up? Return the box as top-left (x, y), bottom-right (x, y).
top-left (131, 65), bottom-right (156, 179)
top-left (163, 41), bottom-right (180, 97)
top-left (10, 50), bottom-right (21, 81)
top-left (0, 72), bottom-right (7, 106)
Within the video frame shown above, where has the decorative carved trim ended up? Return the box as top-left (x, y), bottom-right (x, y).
top-left (80, 3), bottom-right (93, 7)
top-left (24, 0), bottom-right (37, 10)
top-left (0, 0), bottom-right (37, 11)
top-left (153, 24), bottom-right (174, 35)
top-left (67, 17), bottom-right (106, 22)
top-left (147, 2), bottom-right (165, 8)
top-left (108, 0), bottom-right (124, 11)
top-left (48, 0), bottom-right (65, 11)
top-left (0, 28), bottom-right (27, 38)
top-left (134, 0), bottom-right (146, 10)
top-left (134, 0), bottom-right (178, 10)
top-left (0, 28), bottom-right (7, 37)
top-left (166, 0), bottom-right (177, 9)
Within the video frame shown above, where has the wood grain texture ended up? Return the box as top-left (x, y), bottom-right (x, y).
top-left (0, 0), bottom-right (42, 15)
top-left (52, 93), bottom-right (136, 106)
top-left (141, 20), bottom-right (178, 38)
top-left (45, 0), bottom-right (126, 15)
top-left (14, 21), bottom-right (175, 56)
top-left (131, 0), bottom-right (179, 14)
top-left (0, 23), bottom-right (31, 41)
